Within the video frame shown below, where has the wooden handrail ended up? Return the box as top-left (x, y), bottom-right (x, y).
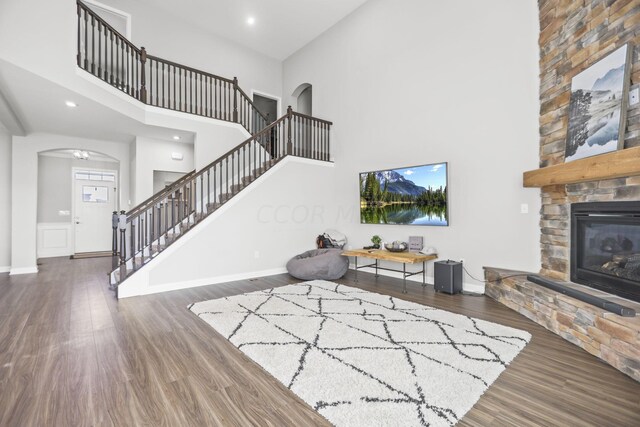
top-left (77, 1), bottom-right (139, 53)
top-left (126, 169), bottom-right (196, 219)
top-left (291, 111), bottom-right (333, 125)
top-left (236, 86), bottom-right (269, 122)
top-left (192, 115), bottom-right (288, 181)
top-left (145, 54), bottom-right (234, 84)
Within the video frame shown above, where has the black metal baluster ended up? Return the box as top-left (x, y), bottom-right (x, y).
top-left (103, 24), bottom-right (108, 80)
top-left (120, 38), bottom-right (124, 90)
top-left (172, 65), bottom-right (176, 110)
top-left (161, 62), bottom-right (166, 107)
top-left (164, 199), bottom-right (168, 241)
top-left (77, 5), bottom-right (82, 67)
top-left (90, 15), bottom-right (95, 73)
top-left (144, 210), bottom-right (148, 253)
top-left (200, 175), bottom-right (204, 214)
top-left (130, 221), bottom-right (136, 265)
top-left (214, 164), bottom-right (218, 207)
top-left (157, 205), bottom-right (162, 246)
top-left (125, 43), bottom-right (130, 94)
top-left (83, 8), bottom-right (88, 70)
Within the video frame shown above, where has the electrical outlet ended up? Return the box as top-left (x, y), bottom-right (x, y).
top-left (460, 258), bottom-right (465, 264)
top-left (630, 87), bottom-right (640, 106)
top-left (254, 251), bottom-right (260, 259)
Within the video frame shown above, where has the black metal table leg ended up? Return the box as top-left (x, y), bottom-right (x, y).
top-left (422, 261), bottom-right (426, 287)
top-left (375, 259), bottom-right (378, 277)
top-left (354, 256), bottom-right (358, 282)
top-left (403, 263), bottom-right (407, 293)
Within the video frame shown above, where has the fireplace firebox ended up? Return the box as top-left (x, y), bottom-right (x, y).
top-left (571, 202), bottom-right (640, 303)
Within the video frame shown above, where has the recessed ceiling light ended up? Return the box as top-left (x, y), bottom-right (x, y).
top-left (173, 135), bottom-right (181, 140)
top-left (65, 101), bottom-right (77, 108)
top-left (247, 16), bottom-right (255, 26)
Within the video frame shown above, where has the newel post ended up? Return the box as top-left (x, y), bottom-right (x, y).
top-left (233, 77), bottom-right (239, 123)
top-left (286, 105), bottom-right (293, 155)
top-left (118, 210), bottom-right (127, 265)
top-left (140, 47), bottom-right (148, 103)
top-left (111, 211), bottom-right (118, 255)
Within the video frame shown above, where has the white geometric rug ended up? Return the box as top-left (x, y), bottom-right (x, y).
top-left (189, 281), bottom-right (530, 426)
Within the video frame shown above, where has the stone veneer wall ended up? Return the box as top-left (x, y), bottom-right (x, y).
top-left (539, 0), bottom-right (640, 280)
top-left (484, 1), bottom-right (640, 383)
top-left (485, 267), bottom-right (640, 382)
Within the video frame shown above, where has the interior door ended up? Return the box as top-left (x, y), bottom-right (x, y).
top-left (73, 169), bottom-right (118, 253)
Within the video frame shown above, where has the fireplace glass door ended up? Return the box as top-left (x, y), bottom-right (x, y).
top-left (571, 202), bottom-right (640, 302)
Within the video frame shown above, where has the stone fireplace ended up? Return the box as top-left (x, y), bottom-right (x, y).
top-left (485, 0), bottom-right (640, 382)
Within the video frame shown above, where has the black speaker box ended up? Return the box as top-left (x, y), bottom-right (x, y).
top-left (434, 260), bottom-right (463, 294)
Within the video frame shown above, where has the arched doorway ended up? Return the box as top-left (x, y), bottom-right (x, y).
top-left (292, 83), bottom-right (312, 115)
top-left (37, 149), bottom-right (120, 257)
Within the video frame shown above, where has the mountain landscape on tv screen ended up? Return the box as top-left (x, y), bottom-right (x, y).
top-left (360, 164), bottom-right (448, 226)
top-left (371, 170), bottom-right (426, 196)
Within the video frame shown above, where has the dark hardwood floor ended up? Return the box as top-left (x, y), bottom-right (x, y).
top-left (0, 257), bottom-right (638, 426)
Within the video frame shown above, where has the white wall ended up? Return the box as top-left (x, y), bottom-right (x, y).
top-left (119, 157), bottom-right (336, 297)
top-left (11, 133), bottom-right (130, 274)
top-left (133, 137), bottom-right (193, 203)
top-left (129, 139), bottom-right (136, 204)
top-left (153, 170), bottom-right (186, 193)
top-left (283, 0), bottom-right (541, 289)
top-left (95, 0), bottom-right (282, 100)
top-left (0, 130), bottom-right (11, 272)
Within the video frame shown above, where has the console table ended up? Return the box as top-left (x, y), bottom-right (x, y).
top-left (340, 249), bottom-right (438, 293)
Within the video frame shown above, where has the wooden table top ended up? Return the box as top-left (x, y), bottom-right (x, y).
top-left (341, 249), bottom-right (438, 264)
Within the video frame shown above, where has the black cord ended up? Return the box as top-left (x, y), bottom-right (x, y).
top-left (462, 264), bottom-right (529, 284)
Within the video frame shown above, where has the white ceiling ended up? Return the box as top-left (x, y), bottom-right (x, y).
top-left (134, 0), bottom-right (370, 60)
top-left (0, 60), bottom-right (194, 145)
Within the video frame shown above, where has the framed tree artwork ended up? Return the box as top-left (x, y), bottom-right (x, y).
top-left (564, 44), bottom-right (632, 162)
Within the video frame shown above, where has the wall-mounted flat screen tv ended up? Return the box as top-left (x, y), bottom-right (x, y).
top-left (360, 162), bottom-right (448, 226)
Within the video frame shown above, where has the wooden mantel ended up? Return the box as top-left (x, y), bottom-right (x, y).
top-left (523, 146), bottom-right (640, 187)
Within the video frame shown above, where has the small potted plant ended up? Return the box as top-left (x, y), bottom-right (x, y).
top-left (371, 235), bottom-right (382, 249)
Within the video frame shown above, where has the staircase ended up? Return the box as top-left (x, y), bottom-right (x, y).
top-left (75, 1), bottom-right (333, 295)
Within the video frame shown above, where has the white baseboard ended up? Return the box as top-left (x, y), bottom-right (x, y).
top-left (348, 264), bottom-right (485, 294)
top-left (118, 267), bottom-right (288, 298)
top-left (10, 266), bottom-right (39, 275)
top-left (0, 266), bottom-right (10, 274)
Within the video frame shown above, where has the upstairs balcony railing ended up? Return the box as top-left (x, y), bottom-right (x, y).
top-left (76, 0), bottom-right (268, 134)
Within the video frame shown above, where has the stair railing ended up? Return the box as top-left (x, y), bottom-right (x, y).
top-left (76, 0), bottom-right (269, 134)
top-left (111, 107), bottom-right (332, 285)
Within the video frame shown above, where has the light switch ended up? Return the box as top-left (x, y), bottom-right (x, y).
top-left (520, 203), bottom-right (529, 214)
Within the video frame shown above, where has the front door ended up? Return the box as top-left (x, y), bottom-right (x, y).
top-left (73, 168), bottom-right (118, 254)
